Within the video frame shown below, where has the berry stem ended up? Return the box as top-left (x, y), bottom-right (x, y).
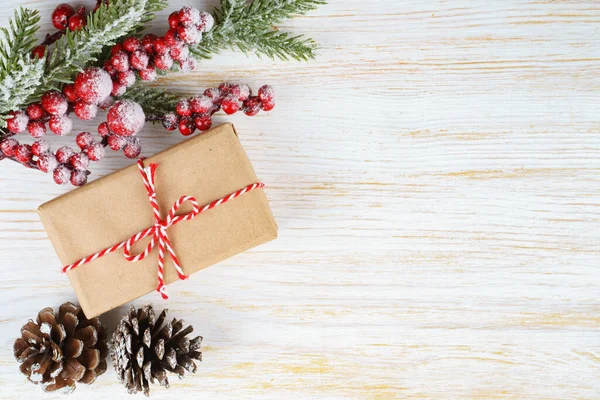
top-left (3, 154), bottom-right (40, 170)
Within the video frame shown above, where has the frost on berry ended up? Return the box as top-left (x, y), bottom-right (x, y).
top-left (198, 12), bottom-right (214, 33)
top-left (75, 67), bottom-right (113, 104)
top-left (123, 137), bottom-right (141, 158)
top-left (32, 139), bottom-right (50, 157)
top-left (0, 138), bottom-right (19, 157)
top-left (85, 143), bottom-right (105, 161)
top-left (70, 169), bottom-right (88, 186)
top-left (243, 97), bottom-right (262, 116)
top-left (130, 50), bottom-right (150, 70)
top-left (41, 91), bottom-right (68, 115)
top-left (154, 53), bottom-right (173, 70)
top-left (15, 144), bottom-right (33, 163)
top-left (108, 134), bottom-right (127, 150)
top-left (177, 26), bottom-right (201, 45)
top-left (111, 51), bottom-right (130, 72)
top-left (179, 57), bottom-right (197, 72)
top-left (204, 88), bottom-right (220, 102)
top-left (189, 95), bottom-right (212, 114)
top-left (26, 103), bottom-right (45, 120)
top-left (98, 95), bottom-right (115, 110)
top-left (37, 153), bottom-right (59, 173)
top-left (230, 84), bottom-right (251, 101)
top-left (138, 66), bottom-right (157, 82)
top-left (122, 37), bottom-right (141, 53)
top-left (7, 110), bottom-right (29, 133)
top-left (55, 146), bottom-right (75, 163)
top-left (111, 81), bottom-right (126, 97)
top-left (76, 132), bottom-right (95, 149)
top-left (107, 100), bottom-right (145, 136)
top-left (27, 121), bottom-right (47, 138)
top-left (69, 153), bottom-right (90, 170)
top-left (176, 99), bottom-right (192, 117)
top-left (170, 45), bottom-right (190, 62)
top-left (53, 164), bottom-right (71, 185)
top-left (179, 6), bottom-right (201, 27)
top-left (258, 85), bottom-right (275, 103)
top-left (48, 115), bottom-right (73, 136)
top-left (74, 100), bottom-right (98, 120)
top-left (221, 95), bottom-right (240, 115)
top-left (161, 113), bottom-right (179, 131)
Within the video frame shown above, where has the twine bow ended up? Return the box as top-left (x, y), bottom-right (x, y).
top-left (61, 159), bottom-right (265, 300)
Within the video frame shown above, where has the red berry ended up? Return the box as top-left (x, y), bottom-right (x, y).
top-left (130, 49), bottom-right (149, 70)
top-left (108, 134), bottom-right (126, 150)
top-left (27, 121), bottom-right (47, 138)
top-left (69, 152), bottom-right (90, 170)
top-left (48, 115), bottom-right (73, 136)
top-left (76, 6), bottom-right (86, 16)
top-left (176, 99), bottom-right (192, 117)
top-left (161, 113), bottom-right (179, 131)
top-left (170, 44), bottom-right (189, 61)
top-left (168, 11), bottom-right (180, 29)
top-left (164, 28), bottom-right (181, 47)
top-left (123, 137), bottom-right (141, 158)
top-left (111, 51), bottom-right (130, 72)
top-left (142, 34), bottom-right (157, 55)
top-left (111, 43), bottom-right (124, 56)
top-left (31, 139), bottom-right (50, 157)
top-left (154, 53), bottom-right (173, 70)
top-left (15, 144), bottom-right (33, 163)
top-left (31, 45), bottom-right (46, 59)
top-left (111, 81), bottom-right (126, 97)
top-left (68, 14), bottom-right (86, 31)
top-left (179, 57), bottom-right (197, 72)
top-left (37, 153), bottom-right (58, 173)
top-left (219, 82), bottom-right (233, 95)
top-left (26, 103), bottom-right (44, 120)
top-left (258, 85), bottom-right (274, 103)
top-left (75, 67), bottom-right (113, 103)
top-left (98, 95), bottom-right (114, 110)
top-left (261, 101), bottom-right (275, 111)
top-left (198, 12), bottom-right (215, 33)
top-left (53, 164), bottom-right (71, 185)
top-left (189, 95), bottom-right (212, 114)
top-left (74, 100), bottom-right (98, 120)
top-left (230, 84), bottom-right (251, 101)
top-left (122, 37), bottom-right (141, 53)
top-left (41, 91), bottom-right (68, 115)
top-left (6, 110), bottom-right (29, 133)
top-left (85, 143), bottom-right (105, 161)
top-left (62, 84), bottom-right (79, 102)
top-left (203, 88), bottom-right (220, 102)
top-left (55, 146), bottom-right (75, 163)
top-left (179, 6), bottom-right (200, 27)
top-left (138, 66), bottom-right (157, 81)
top-left (70, 169), bottom-right (88, 186)
top-left (107, 100), bottom-right (145, 136)
top-left (103, 60), bottom-right (117, 76)
top-left (221, 95), bottom-right (240, 115)
top-left (153, 37), bottom-right (169, 54)
top-left (0, 138), bottom-right (19, 157)
top-left (52, 4), bottom-right (75, 30)
top-left (178, 117), bottom-right (195, 136)
top-left (194, 114), bottom-right (212, 131)
top-left (117, 70), bottom-right (136, 87)
top-left (243, 97), bottom-right (261, 116)
top-left (98, 122), bottom-right (111, 137)
top-left (176, 26), bottom-right (200, 45)
top-left (76, 132), bottom-right (95, 149)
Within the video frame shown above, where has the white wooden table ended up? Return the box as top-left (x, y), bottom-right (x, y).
top-left (1, 1), bottom-right (599, 399)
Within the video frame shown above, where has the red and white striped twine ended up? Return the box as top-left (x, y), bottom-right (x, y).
top-left (61, 159), bottom-right (265, 299)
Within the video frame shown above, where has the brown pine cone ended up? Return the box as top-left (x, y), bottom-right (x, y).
top-left (13, 302), bottom-right (108, 393)
top-left (111, 305), bottom-right (202, 396)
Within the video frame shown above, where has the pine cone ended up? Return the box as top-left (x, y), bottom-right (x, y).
top-left (13, 302), bottom-right (108, 393)
top-left (111, 305), bottom-right (202, 396)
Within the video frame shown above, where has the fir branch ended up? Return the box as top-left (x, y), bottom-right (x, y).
top-left (33, 0), bottom-right (167, 101)
top-left (0, 8), bottom-right (43, 128)
top-left (120, 85), bottom-right (179, 117)
top-left (191, 0), bottom-right (325, 61)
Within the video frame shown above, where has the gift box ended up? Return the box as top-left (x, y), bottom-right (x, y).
top-left (38, 123), bottom-right (277, 318)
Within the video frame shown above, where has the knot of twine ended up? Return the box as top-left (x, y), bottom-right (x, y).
top-left (62, 159), bottom-right (265, 299)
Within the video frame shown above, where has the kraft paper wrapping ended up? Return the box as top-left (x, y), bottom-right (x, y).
top-left (38, 123), bottom-right (277, 318)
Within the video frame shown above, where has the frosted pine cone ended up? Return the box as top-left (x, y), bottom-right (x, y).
top-left (111, 305), bottom-right (203, 396)
top-left (13, 302), bottom-right (108, 393)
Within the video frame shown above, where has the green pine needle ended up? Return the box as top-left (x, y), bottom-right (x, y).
top-left (121, 85), bottom-right (180, 117)
top-left (191, 0), bottom-right (325, 61)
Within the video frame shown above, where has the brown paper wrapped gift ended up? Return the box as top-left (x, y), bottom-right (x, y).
top-left (38, 123), bottom-right (277, 318)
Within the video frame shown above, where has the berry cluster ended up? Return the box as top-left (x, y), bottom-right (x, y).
top-left (166, 83), bottom-right (276, 136)
top-left (0, 133), bottom-right (104, 186)
top-left (98, 100), bottom-right (145, 159)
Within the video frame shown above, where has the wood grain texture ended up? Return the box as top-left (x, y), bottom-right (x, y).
top-left (0, 0), bottom-right (599, 399)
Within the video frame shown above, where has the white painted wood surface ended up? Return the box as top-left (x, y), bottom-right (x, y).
top-left (1, 1), bottom-right (599, 398)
